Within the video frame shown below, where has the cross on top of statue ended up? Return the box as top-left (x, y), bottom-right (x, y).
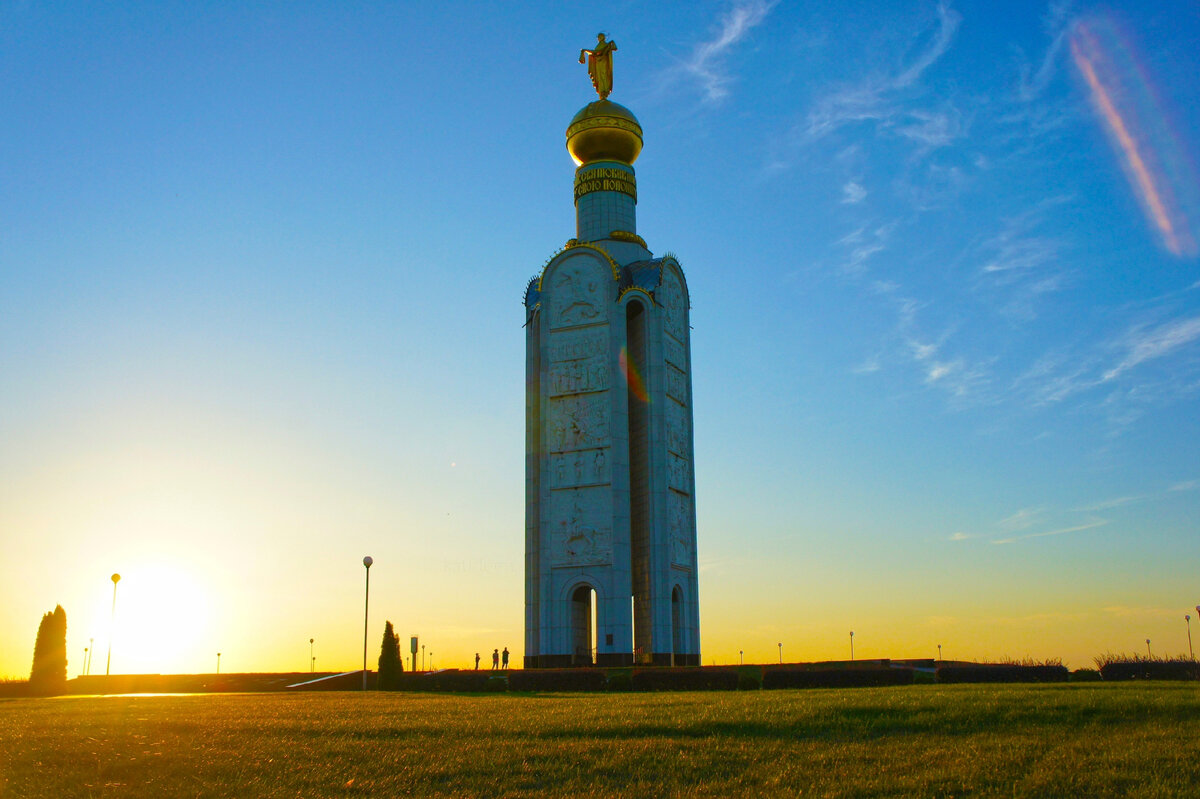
top-left (579, 33), bottom-right (617, 100)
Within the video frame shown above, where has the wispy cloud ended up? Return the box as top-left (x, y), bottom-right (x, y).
top-left (1072, 495), bottom-right (1144, 512)
top-left (947, 531), bottom-right (978, 542)
top-left (841, 180), bottom-right (867, 204)
top-left (991, 517), bottom-right (1108, 545)
top-left (834, 222), bottom-right (894, 275)
top-left (1103, 316), bottom-right (1200, 381)
top-left (1169, 478), bottom-right (1199, 492)
top-left (852, 356), bottom-right (881, 374)
top-left (667, 0), bottom-right (777, 104)
top-left (974, 196), bottom-right (1072, 320)
top-left (1014, 0), bottom-right (1075, 102)
top-left (802, 3), bottom-right (962, 145)
top-left (998, 507), bottom-right (1047, 531)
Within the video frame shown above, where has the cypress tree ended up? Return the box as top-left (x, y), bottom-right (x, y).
top-left (377, 620), bottom-right (403, 689)
top-left (30, 605), bottom-right (67, 694)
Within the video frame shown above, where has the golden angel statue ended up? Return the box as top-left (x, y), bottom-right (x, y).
top-left (579, 33), bottom-right (617, 100)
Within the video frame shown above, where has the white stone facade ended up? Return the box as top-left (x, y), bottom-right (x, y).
top-left (524, 159), bottom-right (700, 668)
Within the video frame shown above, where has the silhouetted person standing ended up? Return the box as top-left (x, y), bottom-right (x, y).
top-left (502, 647), bottom-right (510, 670)
top-left (474, 652), bottom-right (481, 670)
top-left (492, 648), bottom-right (499, 670)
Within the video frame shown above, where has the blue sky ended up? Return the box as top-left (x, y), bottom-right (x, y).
top-left (1, 0), bottom-right (1198, 675)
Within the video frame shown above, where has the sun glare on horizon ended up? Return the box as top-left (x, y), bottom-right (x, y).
top-left (95, 562), bottom-right (216, 675)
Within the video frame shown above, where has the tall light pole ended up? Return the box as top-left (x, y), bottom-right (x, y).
top-left (362, 556), bottom-right (373, 691)
top-left (216, 652), bottom-right (221, 674)
top-left (1186, 615), bottom-right (1194, 661)
top-left (1146, 638), bottom-right (1152, 658)
top-left (850, 631), bottom-right (855, 661)
top-left (937, 643), bottom-right (942, 662)
top-left (82, 647), bottom-right (88, 678)
top-left (739, 650), bottom-right (744, 665)
top-left (422, 643), bottom-right (426, 672)
top-left (309, 638), bottom-right (314, 673)
top-left (106, 573), bottom-right (120, 676)
top-left (777, 642), bottom-right (782, 664)
top-left (87, 637), bottom-right (94, 675)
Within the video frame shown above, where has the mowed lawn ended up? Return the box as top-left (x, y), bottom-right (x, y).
top-left (2, 683), bottom-right (1199, 797)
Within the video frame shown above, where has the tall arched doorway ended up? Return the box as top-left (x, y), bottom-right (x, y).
top-left (571, 585), bottom-right (597, 665)
top-left (671, 586), bottom-right (683, 666)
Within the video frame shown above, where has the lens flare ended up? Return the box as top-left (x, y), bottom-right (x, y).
top-left (619, 345), bottom-right (648, 403)
top-left (1069, 15), bottom-right (1199, 257)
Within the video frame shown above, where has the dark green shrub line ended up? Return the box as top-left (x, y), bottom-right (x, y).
top-left (935, 664), bottom-right (1069, 684)
top-left (763, 668), bottom-right (914, 689)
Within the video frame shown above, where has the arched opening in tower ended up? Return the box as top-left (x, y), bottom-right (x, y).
top-left (571, 584), bottom-right (597, 666)
top-left (626, 299), bottom-right (651, 663)
top-left (672, 585), bottom-right (683, 666)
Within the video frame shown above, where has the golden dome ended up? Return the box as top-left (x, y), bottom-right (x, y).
top-left (566, 100), bottom-right (643, 167)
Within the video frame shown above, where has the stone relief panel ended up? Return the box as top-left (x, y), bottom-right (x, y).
top-left (667, 453), bottom-right (690, 494)
top-left (663, 336), bottom-right (686, 371)
top-left (665, 364), bottom-right (688, 405)
top-left (668, 490), bottom-right (693, 566)
top-left (550, 487), bottom-right (613, 567)
top-left (551, 447), bottom-right (609, 489)
top-left (659, 269), bottom-right (687, 342)
top-left (547, 394), bottom-right (610, 453)
top-left (665, 398), bottom-right (690, 458)
top-left (549, 356), bottom-right (609, 397)
top-left (548, 257), bottom-right (610, 330)
top-left (548, 328), bottom-right (607, 363)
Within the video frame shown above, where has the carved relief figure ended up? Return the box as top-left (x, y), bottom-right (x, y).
top-left (555, 268), bottom-right (600, 325)
top-left (666, 401), bottom-right (688, 456)
top-left (666, 365), bottom-right (687, 404)
top-left (669, 492), bottom-right (692, 565)
top-left (548, 329), bottom-right (606, 362)
top-left (549, 356), bottom-right (609, 396)
top-left (660, 272), bottom-right (686, 340)
top-left (550, 447), bottom-right (610, 488)
top-left (667, 454), bottom-right (688, 492)
top-left (552, 488), bottom-right (612, 566)
top-left (548, 395), bottom-right (609, 452)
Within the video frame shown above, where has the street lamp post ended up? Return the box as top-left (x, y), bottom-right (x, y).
top-left (850, 631), bottom-right (855, 661)
top-left (362, 556), bottom-right (373, 691)
top-left (739, 650), bottom-right (743, 665)
top-left (430, 652), bottom-right (433, 671)
top-left (217, 653), bottom-right (221, 675)
top-left (106, 573), bottom-right (120, 676)
top-left (777, 642), bottom-right (782, 664)
top-left (1186, 615), bottom-right (1194, 661)
top-left (937, 643), bottom-right (942, 662)
top-left (88, 637), bottom-right (94, 675)
top-left (422, 644), bottom-right (426, 672)
top-left (310, 638), bottom-right (314, 673)
top-left (1146, 638), bottom-right (1152, 658)
top-left (82, 647), bottom-right (88, 678)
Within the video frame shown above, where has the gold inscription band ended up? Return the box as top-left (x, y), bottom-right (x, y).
top-left (574, 167), bottom-right (638, 202)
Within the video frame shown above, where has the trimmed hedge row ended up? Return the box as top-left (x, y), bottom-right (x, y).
top-left (763, 667), bottom-right (914, 689)
top-left (935, 664), bottom-right (1068, 683)
top-left (1100, 661), bottom-right (1199, 681)
top-left (630, 667), bottom-right (740, 691)
top-left (508, 669), bottom-right (607, 692)
top-left (392, 671), bottom-right (506, 692)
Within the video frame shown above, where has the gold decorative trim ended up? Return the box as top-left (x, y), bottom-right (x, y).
top-left (566, 115), bottom-right (643, 139)
top-left (619, 286), bottom-right (655, 303)
top-left (609, 230), bottom-right (646, 248)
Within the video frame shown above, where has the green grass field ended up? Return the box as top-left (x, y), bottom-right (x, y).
top-left (2, 683), bottom-right (1198, 797)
